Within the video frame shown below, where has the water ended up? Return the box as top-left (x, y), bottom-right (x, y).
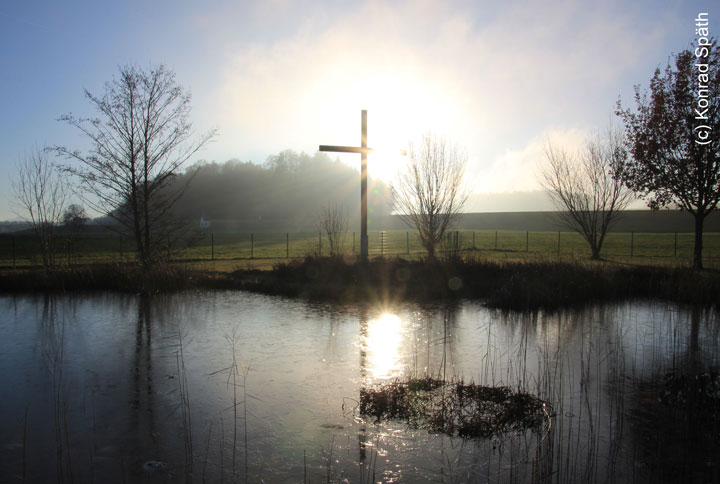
top-left (0, 292), bottom-right (718, 483)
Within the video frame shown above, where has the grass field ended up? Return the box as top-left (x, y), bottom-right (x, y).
top-left (1, 229), bottom-right (719, 270)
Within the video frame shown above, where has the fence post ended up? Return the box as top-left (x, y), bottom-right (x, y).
top-left (674, 232), bottom-right (677, 257)
top-left (557, 231), bottom-right (561, 257)
top-left (251, 233), bottom-right (254, 259)
top-left (630, 232), bottom-right (634, 257)
top-left (211, 233), bottom-right (215, 260)
top-left (406, 231), bottom-right (410, 254)
top-left (494, 231), bottom-right (498, 250)
top-left (286, 233), bottom-right (289, 258)
top-left (318, 232), bottom-right (322, 255)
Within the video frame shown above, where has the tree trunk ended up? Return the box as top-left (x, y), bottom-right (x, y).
top-left (426, 242), bottom-right (435, 260)
top-left (585, 232), bottom-right (602, 260)
top-left (143, 187), bottom-right (151, 267)
top-left (130, 193), bottom-right (145, 267)
top-left (693, 212), bottom-right (705, 270)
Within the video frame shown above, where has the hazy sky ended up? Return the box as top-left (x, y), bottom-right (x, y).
top-left (1, 0), bottom-right (716, 219)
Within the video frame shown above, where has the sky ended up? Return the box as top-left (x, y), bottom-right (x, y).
top-left (1, 0), bottom-right (717, 220)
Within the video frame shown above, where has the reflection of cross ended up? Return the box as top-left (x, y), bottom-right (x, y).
top-left (320, 110), bottom-right (373, 261)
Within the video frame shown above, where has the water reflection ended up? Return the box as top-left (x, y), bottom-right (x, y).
top-left (361, 313), bottom-right (405, 380)
top-left (1, 294), bottom-right (719, 483)
top-left (130, 296), bottom-right (157, 459)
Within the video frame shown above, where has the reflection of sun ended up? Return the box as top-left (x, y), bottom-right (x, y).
top-left (363, 313), bottom-right (404, 380)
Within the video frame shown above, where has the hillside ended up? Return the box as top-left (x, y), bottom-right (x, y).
top-left (373, 210), bottom-right (720, 233)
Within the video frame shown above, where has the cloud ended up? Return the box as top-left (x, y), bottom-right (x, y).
top-left (210, 0), bottom-right (663, 181)
top-left (0, 0), bottom-right (700, 220)
top-left (474, 127), bottom-right (588, 193)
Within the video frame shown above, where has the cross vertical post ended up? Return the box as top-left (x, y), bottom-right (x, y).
top-left (319, 110), bottom-right (374, 261)
top-left (361, 110), bottom-right (368, 259)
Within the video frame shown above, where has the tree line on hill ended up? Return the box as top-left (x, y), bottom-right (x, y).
top-left (167, 150), bottom-right (391, 230)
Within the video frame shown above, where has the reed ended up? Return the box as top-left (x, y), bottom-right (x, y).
top-left (202, 421), bottom-right (212, 483)
top-left (220, 326), bottom-right (252, 482)
top-left (44, 305), bottom-right (74, 484)
top-left (176, 326), bottom-right (194, 480)
top-left (22, 407), bottom-right (28, 482)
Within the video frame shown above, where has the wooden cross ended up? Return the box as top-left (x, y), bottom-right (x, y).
top-left (320, 110), bottom-right (373, 261)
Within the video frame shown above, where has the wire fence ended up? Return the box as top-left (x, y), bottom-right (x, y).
top-left (1, 229), bottom-right (720, 268)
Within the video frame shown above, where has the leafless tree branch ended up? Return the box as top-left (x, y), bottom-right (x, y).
top-left (391, 134), bottom-right (468, 259)
top-left (317, 204), bottom-right (348, 257)
top-left (12, 147), bottom-right (69, 268)
top-left (55, 65), bottom-right (216, 267)
top-left (541, 127), bottom-right (634, 259)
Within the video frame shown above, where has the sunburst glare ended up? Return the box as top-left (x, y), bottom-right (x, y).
top-left (362, 313), bottom-right (405, 380)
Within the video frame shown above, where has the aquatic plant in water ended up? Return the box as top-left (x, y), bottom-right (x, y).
top-left (359, 377), bottom-right (549, 438)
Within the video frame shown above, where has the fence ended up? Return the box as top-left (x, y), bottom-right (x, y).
top-left (2, 230), bottom-right (720, 268)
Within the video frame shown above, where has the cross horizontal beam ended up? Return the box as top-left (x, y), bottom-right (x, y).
top-left (319, 145), bottom-right (374, 154)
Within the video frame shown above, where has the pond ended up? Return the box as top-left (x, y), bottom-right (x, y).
top-left (0, 291), bottom-right (718, 483)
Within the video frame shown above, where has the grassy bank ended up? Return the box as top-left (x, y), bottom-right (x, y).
top-left (0, 264), bottom-right (198, 293)
top-left (234, 256), bottom-right (720, 309)
top-left (2, 256), bottom-right (719, 310)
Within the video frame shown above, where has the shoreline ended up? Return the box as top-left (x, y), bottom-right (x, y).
top-left (1, 256), bottom-right (718, 310)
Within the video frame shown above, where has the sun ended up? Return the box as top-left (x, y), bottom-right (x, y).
top-left (313, 68), bottom-right (458, 183)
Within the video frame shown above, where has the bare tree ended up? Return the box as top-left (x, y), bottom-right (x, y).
top-left (541, 128), bottom-right (634, 260)
top-left (391, 134), bottom-right (468, 259)
top-left (317, 204), bottom-right (348, 256)
top-left (12, 147), bottom-right (69, 268)
top-left (56, 64), bottom-right (216, 267)
top-left (62, 204), bottom-right (88, 233)
top-left (62, 203), bottom-right (88, 265)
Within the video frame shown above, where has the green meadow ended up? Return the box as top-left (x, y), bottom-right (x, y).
top-left (2, 229), bottom-right (719, 270)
